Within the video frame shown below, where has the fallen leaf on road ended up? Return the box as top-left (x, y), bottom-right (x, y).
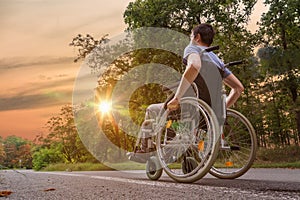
top-left (44, 188), bottom-right (56, 192)
top-left (0, 190), bottom-right (12, 197)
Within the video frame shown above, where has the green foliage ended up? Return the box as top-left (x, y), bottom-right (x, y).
top-left (42, 105), bottom-right (96, 163)
top-left (256, 146), bottom-right (300, 163)
top-left (129, 83), bottom-right (168, 125)
top-left (259, 0), bottom-right (300, 48)
top-left (0, 136), bottom-right (5, 164)
top-left (124, 0), bottom-right (257, 31)
top-left (32, 104), bottom-right (99, 170)
top-left (69, 34), bottom-right (109, 63)
top-left (73, 107), bottom-right (111, 162)
top-left (255, 0), bottom-right (300, 146)
top-left (124, 0), bottom-right (258, 60)
top-left (32, 145), bottom-right (64, 170)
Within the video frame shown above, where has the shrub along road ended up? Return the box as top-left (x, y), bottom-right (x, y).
top-left (1, 169), bottom-right (300, 199)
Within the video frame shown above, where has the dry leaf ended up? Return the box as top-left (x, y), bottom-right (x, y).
top-left (0, 190), bottom-right (12, 197)
top-left (44, 188), bottom-right (56, 192)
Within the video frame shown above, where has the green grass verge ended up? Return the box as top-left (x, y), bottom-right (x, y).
top-left (254, 146), bottom-right (300, 168)
top-left (41, 160), bottom-right (300, 172)
top-left (105, 162), bottom-right (145, 170)
top-left (253, 161), bottom-right (300, 169)
top-left (41, 146), bottom-right (300, 171)
top-left (42, 162), bottom-right (146, 171)
top-left (42, 163), bottom-right (113, 171)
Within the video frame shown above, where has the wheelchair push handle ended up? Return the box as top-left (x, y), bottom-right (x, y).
top-left (204, 46), bottom-right (245, 67)
top-left (205, 45), bottom-right (220, 52)
top-left (225, 60), bottom-right (244, 67)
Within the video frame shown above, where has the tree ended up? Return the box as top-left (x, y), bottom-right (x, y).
top-left (2, 136), bottom-right (32, 168)
top-left (257, 0), bottom-right (300, 146)
top-left (71, 0), bottom-right (259, 85)
top-left (17, 143), bottom-right (33, 168)
top-left (123, 0), bottom-right (260, 109)
top-left (124, 0), bottom-right (258, 60)
top-left (47, 105), bottom-right (78, 163)
top-left (69, 34), bottom-right (109, 63)
top-left (70, 0), bottom-right (261, 152)
top-left (0, 136), bottom-right (6, 165)
top-left (36, 104), bottom-right (97, 164)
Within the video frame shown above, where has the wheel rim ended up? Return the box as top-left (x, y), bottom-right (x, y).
top-left (211, 109), bottom-right (257, 178)
top-left (156, 97), bottom-right (219, 182)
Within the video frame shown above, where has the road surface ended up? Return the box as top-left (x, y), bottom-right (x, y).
top-left (1, 169), bottom-right (300, 199)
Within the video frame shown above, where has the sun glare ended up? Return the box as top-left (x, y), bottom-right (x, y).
top-left (98, 101), bottom-right (112, 113)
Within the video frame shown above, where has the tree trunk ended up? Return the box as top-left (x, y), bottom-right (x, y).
top-left (296, 111), bottom-right (300, 145)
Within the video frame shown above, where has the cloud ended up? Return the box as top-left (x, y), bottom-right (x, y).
top-left (18, 76), bottom-right (76, 95)
top-left (0, 89), bottom-right (72, 111)
top-left (0, 56), bottom-right (79, 111)
top-left (0, 73), bottom-right (78, 112)
top-left (0, 54), bottom-right (100, 112)
top-left (0, 56), bottom-right (74, 70)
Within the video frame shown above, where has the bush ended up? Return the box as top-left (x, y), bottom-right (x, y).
top-left (256, 146), bottom-right (300, 163)
top-left (32, 147), bottom-right (64, 171)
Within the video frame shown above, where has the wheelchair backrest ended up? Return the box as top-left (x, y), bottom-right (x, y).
top-left (184, 52), bottom-right (224, 125)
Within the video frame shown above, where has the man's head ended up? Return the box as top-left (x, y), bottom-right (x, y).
top-left (191, 23), bottom-right (215, 46)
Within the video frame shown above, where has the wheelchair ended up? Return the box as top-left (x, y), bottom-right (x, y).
top-left (127, 46), bottom-right (257, 183)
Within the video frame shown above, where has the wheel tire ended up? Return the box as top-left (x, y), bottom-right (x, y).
top-left (146, 156), bottom-right (163, 181)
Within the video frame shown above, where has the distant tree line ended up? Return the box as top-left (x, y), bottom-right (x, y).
top-left (0, 105), bottom-right (99, 170)
top-left (0, 135), bottom-right (32, 169)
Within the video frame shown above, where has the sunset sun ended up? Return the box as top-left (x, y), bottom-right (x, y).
top-left (98, 101), bottom-right (112, 114)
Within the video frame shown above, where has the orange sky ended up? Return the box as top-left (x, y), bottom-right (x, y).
top-left (0, 0), bottom-right (267, 140)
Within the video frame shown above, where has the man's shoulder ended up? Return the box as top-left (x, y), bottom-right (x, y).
top-left (185, 44), bottom-right (202, 51)
top-left (184, 44), bottom-right (202, 57)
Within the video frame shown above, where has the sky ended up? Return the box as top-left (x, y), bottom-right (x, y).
top-left (0, 0), bottom-right (267, 140)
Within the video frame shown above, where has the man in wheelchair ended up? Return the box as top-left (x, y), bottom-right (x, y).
top-left (129, 23), bottom-right (244, 162)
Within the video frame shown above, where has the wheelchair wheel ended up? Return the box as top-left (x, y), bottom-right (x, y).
top-left (146, 156), bottom-right (163, 180)
top-left (156, 97), bottom-right (220, 183)
top-left (209, 109), bottom-right (257, 179)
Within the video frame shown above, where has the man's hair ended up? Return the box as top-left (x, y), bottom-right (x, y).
top-left (192, 23), bottom-right (215, 46)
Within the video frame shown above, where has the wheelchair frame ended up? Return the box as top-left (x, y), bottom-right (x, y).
top-left (128, 46), bottom-right (257, 183)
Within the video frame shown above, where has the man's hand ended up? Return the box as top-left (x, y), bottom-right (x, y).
top-left (167, 97), bottom-right (180, 111)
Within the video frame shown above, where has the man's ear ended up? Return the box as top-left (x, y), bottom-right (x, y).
top-left (195, 33), bottom-right (201, 43)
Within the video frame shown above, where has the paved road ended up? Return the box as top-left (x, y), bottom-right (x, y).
top-left (1, 169), bottom-right (300, 199)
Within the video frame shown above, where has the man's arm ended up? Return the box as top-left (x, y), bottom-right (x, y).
top-left (223, 73), bottom-right (244, 108)
top-left (167, 53), bottom-right (201, 110)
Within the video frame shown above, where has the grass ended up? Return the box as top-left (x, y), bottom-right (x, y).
top-left (42, 161), bottom-right (146, 172)
top-left (253, 145), bottom-right (300, 168)
top-left (253, 161), bottom-right (300, 168)
top-left (42, 163), bottom-right (114, 171)
top-left (42, 160), bottom-right (300, 172)
top-left (106, 162), bottom-right (145, 170)
top-left (39, 146), bottom-right (300, 171)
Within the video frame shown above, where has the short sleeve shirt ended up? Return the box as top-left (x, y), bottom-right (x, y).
top-left (183, 43), bottom-right (232, 78)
